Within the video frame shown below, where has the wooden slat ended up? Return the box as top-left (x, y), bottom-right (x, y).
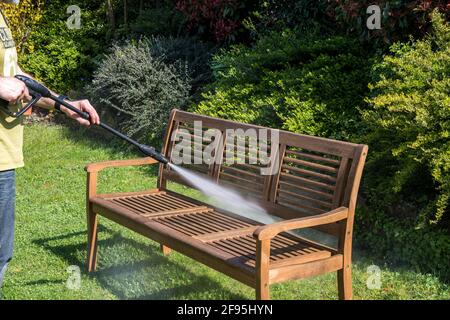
top-left (280, 131), bottom-right (357, 158)
top-left (221, 166), bottom-right (263, 181)
top-left (136, 195), bottom-right (175, 210)
top-left (174, 130), bottom-right (220, 144)
top-left (158, 110), bottom-right (178, 189)
top-left (277, 194), bottom-right (326, 215)
top-left (333, 157), bottom-right (350, 207)
top-left (225, 153), bottom-right (265, 165)
top-left (219, 172), bottom-right (264, 189)
top-left (281, 164), bottom-right (337, 183)
top-left (181, 163), bottom-right (210, 174)
top-left (141, 207), bottom-right (211, 218)
top-left (194, 226), bottom-right (259, 242)
top-left (285, 149), bottom-right (340, 165)
top-left (280, 172), bottom-right (335, 191)
top-left (99, 189), bottom-right (162, 199)
top-left (219, 179), bottom-right (264, 197)
top-left (233, 162), bottom-right (265, 172)
top-left (181, 214), bottom-right (225, 233)
top-left (159, 216), bottom-right (210, 235)
top-left (269, 250), bottom-right (331, 269)
top-left (187, 214), bottom-right (237, 234)
top-left (112, 198), bottom-right (147, 213)
top-left (269, 254), bottom-right (343, 284)
top-left (278, 189), bottom-right (333, 209)
top-left (278, 181), bottom-right (333, 200)
top-left (283, 156), bottom-right (338, 173)
top-left (224, 142), bottom-right (267, 157)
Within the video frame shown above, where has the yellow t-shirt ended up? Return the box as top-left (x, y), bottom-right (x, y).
top-left (0, 10), bottom-right (23, 171)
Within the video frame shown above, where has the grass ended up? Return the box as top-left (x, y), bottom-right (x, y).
top-left (1, 123), bottom-right (449, 300)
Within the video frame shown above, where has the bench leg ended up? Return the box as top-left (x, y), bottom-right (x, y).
top-left (255, 239), bottom-right (270, 300)
top-left (160, 244), bottom-right (172, 256)
top-left (87, 209), bottom-right (98, 272)
top-left (337, 266), bottom-right (352, 300)
top-left (256, 278), bottom-right (270, 300)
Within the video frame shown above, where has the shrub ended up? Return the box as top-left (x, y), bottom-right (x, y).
top-left (18, 0), bottom-right (109, 92)
top-left (126, 1), bottom-right (186, 38)
top-left (355, 207), bottom-right (450, 280)
top-left (0, 0), bottom-right (44, 52)
top-left (19, 23), bottom-right (85, 93)
top-left (195, 29), bottom-right (370, 140)
top-left (362, 11), bottom-right (450, 227)
top-left (88, 40), bottom-right (191, 144)
top-left (145, 36), bottom-right (214, 95)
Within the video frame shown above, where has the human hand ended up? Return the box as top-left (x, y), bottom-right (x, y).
top-left (61, 99), bottom-right (100, 127)
top-left (0, 76), bottom-right (31, 104)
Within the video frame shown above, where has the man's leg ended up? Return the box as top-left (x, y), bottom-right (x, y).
top-left (0, 169), bottom-right (16, 291)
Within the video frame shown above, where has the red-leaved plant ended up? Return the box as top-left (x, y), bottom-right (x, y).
top-left (176, 0), bottom-right (242, 42)
top-left (326, 0), bottom-right (449, 43)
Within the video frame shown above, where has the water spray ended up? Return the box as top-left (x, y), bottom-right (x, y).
top-left (169, 164), bottom-right (277, 225)
top-left (0, 75), bottom-right (169, 165)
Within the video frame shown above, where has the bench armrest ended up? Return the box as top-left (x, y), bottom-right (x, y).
top-left (85, 157), bottom-right (159, 173)
top-left (253, 207), bottom-right (348, 241)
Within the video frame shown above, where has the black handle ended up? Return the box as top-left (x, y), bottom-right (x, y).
top-left (15, 75), bottom-right (51, 98)
top-left (0, 75), bottom-right (44, 109)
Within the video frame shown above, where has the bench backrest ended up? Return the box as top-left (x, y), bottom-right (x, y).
top-left (158, 110), bottom-right (368, 236)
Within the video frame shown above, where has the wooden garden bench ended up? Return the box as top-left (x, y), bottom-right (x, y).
top-left (85, 109), bottom-right (368, 300)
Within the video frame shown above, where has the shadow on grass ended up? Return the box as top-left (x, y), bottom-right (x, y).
top-left (24, 279), bottom-right (69, 286)
top-left (33, 226), bottom-right (247, 300)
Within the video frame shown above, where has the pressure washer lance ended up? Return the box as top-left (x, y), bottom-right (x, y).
top-left (0, 75), bottom-right (169, 165)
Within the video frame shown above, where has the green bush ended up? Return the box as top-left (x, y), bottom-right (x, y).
top-left (20, 22), bottom-right (85, 93)
top-left (145, 36), bottom-right (214, 95)
top-left (362, 11), bottom-right (450, 227)
top-left (20, 0), bottom-right (108, 92)
top-left (128, 2), bottom-right (185, 38)
top-left (195, 29), bottom-right (370, 140)
top-left (88, 40), bottom-right (191, 144)
top-left (355, 207), bottom-right (450, 280)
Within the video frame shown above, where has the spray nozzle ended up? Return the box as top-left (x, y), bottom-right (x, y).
top-left (138, 145), bottom-right (169, 165)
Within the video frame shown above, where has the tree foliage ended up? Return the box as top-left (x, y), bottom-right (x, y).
top-left (362, 11), bottom-right (450, 226)
top-left (0, 0), bottom-right (44, 52)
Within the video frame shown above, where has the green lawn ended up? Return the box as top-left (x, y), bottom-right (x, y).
top-left (1, 124), bottom-right (449, 300)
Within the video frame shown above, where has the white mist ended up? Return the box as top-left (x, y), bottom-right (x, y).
top-left (168, 164), bottom-right (277, 225)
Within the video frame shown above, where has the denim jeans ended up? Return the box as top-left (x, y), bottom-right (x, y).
top-left (0, 169), bottom-right (15, 289)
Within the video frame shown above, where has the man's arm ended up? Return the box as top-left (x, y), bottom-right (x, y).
top-left (18, 68), bottom-right (100, 127)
